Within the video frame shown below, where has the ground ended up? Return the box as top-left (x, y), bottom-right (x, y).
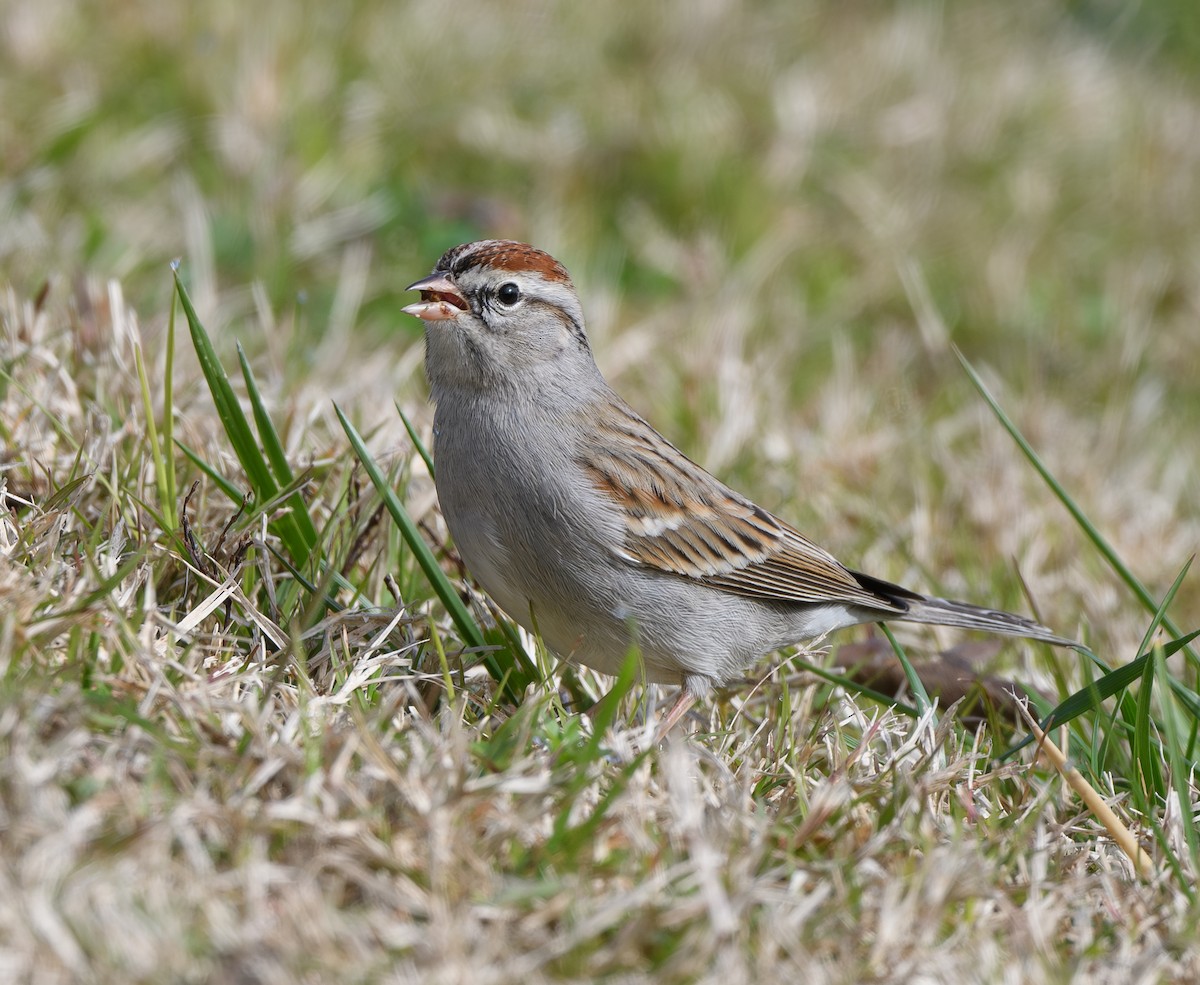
top-left (2, 2), bottom-right (1199, 982)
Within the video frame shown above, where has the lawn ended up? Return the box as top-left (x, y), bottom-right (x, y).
top-left (2, 1), bottom-right (1199, 982)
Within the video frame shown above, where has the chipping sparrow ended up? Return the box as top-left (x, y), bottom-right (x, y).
top-left (404, 240), bottom-right (1075, 731)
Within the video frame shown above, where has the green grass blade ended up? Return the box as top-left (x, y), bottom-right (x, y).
top-left (173, 268), bottom-right (274, 495)
top-left (585, 647), bottom-right (641, 740)
top-left (175, 440), bottom-right (243, 503)
top-left (1132, 648), bottom-right (1162, 809)
top-left (173, 267), bottom-right (310, 566)
top-left (1051, 631), bottom-right (1199, 727)
top-left (237, 342), bottom-right (319, 553)
top-left (163, 278), bottom-right (177, 523)
top-left (1132, 559), bottom-right (1192, 806)
top-left (1000, 629), bottom-right (1200, 759)
top-left (1135, 556), bottom-right (1194, 659)
top-left (881, 623), bottom-right (932, 714)
top-left (237, 341), bottom-right (291, 483)
top-left (1155, 642), bottom-right (1200, 866)
top-left (802, 661), bottom-right (920, 718)
top-left (546, 749), bottom-right (648, 860)
top-left (1165, 675), bottom-right (1200, 723)
top-left (261, 538), bottom-right (367, 616)
top-left (545, 651), bottom-right (648, 857)
top-left (335, 402), bottom-right (537, 696)
top-left (43, 472), bottom-right (91, 513)
top-left (134, 339), bottom-right (173, 534)
top-left (955, 346), bottom-right (1198, 672)
top-left (395, 401), bottom-right (436, 480)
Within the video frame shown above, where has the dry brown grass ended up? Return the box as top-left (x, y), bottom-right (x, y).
top-left (3, 1), bottom-right (1200, 982)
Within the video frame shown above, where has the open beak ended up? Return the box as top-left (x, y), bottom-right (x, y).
top-left (402, 273), bottom-right (469, 322)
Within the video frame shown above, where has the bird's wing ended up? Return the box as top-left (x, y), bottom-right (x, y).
top-left (578, 402), bottom-right (905, 613)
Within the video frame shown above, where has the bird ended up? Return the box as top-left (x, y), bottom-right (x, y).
top-left (402, 239), bottom-right (1075, 731)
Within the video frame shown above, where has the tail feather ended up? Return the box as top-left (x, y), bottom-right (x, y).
top-left (851, 570), bottom-right (1077, 648)
top-left (899, 594), bottom-right (1076, 647)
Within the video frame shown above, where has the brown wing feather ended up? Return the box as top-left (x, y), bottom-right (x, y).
top-left (579, 402), bottom-right (904, 613)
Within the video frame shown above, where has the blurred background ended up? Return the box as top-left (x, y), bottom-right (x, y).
top-left (3, 0), bottom-right (1199, 637)
top-left (4, 5), bottom-right (1200, 978)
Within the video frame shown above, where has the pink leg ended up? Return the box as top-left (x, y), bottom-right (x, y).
top-left (656, 688), bottom-right (698, 738)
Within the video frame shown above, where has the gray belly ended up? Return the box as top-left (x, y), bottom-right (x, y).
top-left (430, 409), bottom-right (855, 688)
top-left (437, 469), bottom-right (821, 686)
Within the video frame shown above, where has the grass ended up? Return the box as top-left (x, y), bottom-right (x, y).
top-left (3, 1), bottom-right (1200, 981)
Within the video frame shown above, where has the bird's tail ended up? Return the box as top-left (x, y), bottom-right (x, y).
top-left (899, 594), bottom-right (1076, 647)
top-left (852, 570), bottom-right (1077, 648)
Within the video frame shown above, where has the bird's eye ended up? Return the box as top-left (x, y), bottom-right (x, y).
top-left (496, 282), bottom-right (521, 306)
